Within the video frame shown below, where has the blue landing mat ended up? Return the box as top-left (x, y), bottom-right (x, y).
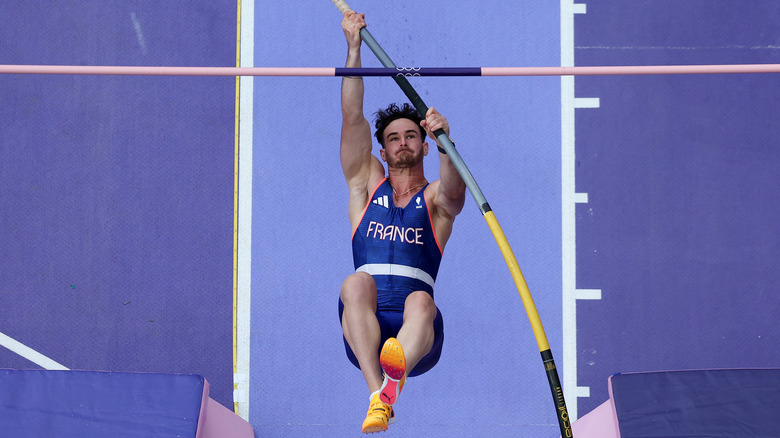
top-left (611, 369), bottom-right (780, 437)
top-left (0, 369), bottom-right (206, 438)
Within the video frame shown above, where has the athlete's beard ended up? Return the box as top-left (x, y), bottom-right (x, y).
top-left (388, 148), bottom-right (423, 168)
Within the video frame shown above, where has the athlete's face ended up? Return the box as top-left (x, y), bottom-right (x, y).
top-left (381, 118), bottom-right (428, 168)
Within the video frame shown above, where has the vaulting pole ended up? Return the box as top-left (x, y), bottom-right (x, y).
top-left (330, 0), bottom-right (573, 436)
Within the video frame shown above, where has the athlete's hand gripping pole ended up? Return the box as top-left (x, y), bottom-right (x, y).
top-left (331, 1), bottom-right (573, 436)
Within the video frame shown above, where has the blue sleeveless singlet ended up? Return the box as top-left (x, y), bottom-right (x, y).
top-left (352, 179), bottom-right (443, 311)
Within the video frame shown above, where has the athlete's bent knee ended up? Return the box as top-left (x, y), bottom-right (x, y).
top-left (340, 272), bottom-right (377, 305)
top-left (404, 291), bottom-right (437, 320)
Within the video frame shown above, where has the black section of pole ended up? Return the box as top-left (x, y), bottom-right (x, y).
top-left (541, 349), bottom-right (573, 437)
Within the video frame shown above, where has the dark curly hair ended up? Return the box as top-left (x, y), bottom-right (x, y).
top-left (373, 103), bottom-right (425, 148)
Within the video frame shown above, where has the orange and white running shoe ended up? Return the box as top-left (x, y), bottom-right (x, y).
top-left (362, 391), bottom-right (395, 434)
top-left (379, 337), bottom-right (406, 406)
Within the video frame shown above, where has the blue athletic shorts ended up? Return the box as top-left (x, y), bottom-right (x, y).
top-left (338, 297), bottom-right (444, 377)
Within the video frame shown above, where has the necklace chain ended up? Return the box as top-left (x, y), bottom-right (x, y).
top-left (392, 180), bottom-right (427, 197)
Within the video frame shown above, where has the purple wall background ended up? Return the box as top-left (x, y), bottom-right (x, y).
top-left (1, 1), bottom-right (236, 407)
top-left (574, 0), bottom-right (780, 416)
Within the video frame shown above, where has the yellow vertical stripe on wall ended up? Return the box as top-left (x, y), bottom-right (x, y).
top-left (233, 0), bottom-right (242, 415)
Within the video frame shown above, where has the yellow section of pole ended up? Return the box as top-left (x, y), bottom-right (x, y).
top-left (482, 211), bottom-right (550, 352)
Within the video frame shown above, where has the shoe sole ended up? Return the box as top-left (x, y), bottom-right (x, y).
top-left (362, 425), bottom-right (388, 434)
top-left (362, 409), bottom-right (394, 434)
top-left (379, 338), bottom-right (405, 405)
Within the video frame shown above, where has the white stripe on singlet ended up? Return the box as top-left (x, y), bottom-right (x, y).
top-left (355, 263), bottom-right (435, 290)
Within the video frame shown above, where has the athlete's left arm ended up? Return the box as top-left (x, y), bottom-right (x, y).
top-left (422, 108), bottom-right (466, 229)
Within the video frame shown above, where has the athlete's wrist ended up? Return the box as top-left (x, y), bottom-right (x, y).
top-left (437, 141), bottom-right (453, 154)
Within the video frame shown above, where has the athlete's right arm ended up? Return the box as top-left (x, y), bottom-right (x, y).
top-left (340, 12), bottom-right (384, 225)
top-left (340, 12), bottom-right (374, 186)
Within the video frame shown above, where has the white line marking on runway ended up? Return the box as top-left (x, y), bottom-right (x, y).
top-left (235, 0), bottom-right (255, 422)
top-left (574, 97), bottom-right (601, 108)
top-left (0, 331), bottom-right (69, 370)
top-left (561, 0), bottom-right (591, 422)
top-left (575, 289), bottom-right (602, 300)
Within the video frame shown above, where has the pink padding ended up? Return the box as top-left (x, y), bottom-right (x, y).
top-left (607, 375), bottom-right (621, 438)
top-left (566, 400), bottom-right (620, 438)
top-left (201, 398), bottom-right (254, 438)
top-left (194, 379), bottom-right (210, 438)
